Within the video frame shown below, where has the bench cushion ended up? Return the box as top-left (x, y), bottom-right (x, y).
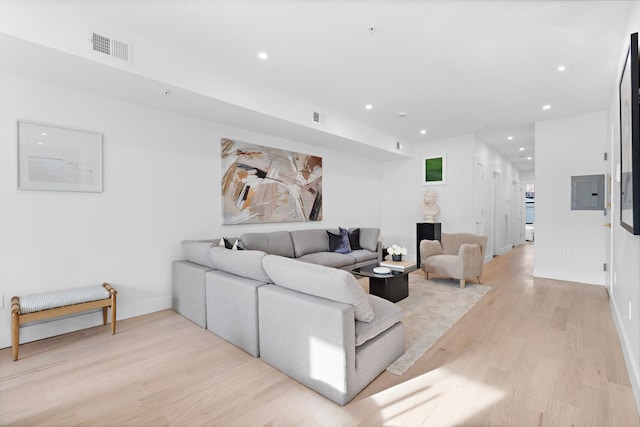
top-left (19, 286), bottom-right (111, 314)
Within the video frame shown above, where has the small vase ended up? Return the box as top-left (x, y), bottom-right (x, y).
top-left (392, 254), bottom-right (402, 262)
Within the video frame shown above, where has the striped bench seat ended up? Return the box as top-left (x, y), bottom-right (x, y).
top-left (11, 283), bottom-right (117, 361)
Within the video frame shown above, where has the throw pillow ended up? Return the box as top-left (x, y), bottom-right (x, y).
top-left (222, 238), bottom-right (234, 249)
top-left (231, 239), bottom-right (245, 251)
top-left (327, 228), bottom-right (351, 254)
top-left (347, 228), bottom-right (362, 250)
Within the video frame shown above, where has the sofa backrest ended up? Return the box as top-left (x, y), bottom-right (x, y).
top-left (262, 254), bottom-right (375, 322)
top-left (290, 229), bottom-right (330, 257)
top-left (441, 233), bottom-right (488, 256)
top-left (358, 228), bottom-right (380, 252)
top-left (181, 240), bottom-right (218, 268)
top-left (240, 231), bottom-right (295, 258)
top-left (208, 246), bottom-right (271, 283)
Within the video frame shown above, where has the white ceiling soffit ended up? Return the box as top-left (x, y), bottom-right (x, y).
top-left (0, 33), bottom-right (408, 161)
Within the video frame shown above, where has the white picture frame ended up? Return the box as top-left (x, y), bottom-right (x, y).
top-left (422, 154), bottom-right (446, 185)
top-left (18, 121), bottom-right (103, 192)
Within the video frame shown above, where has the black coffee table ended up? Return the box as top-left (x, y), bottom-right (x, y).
top-left (351, 264), bottom-right (416, 302)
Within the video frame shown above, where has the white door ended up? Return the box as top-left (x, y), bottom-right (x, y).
top-left (512, 180), bottom-right (521, 246)
top-left (491, 170), bottom-right (501, 257)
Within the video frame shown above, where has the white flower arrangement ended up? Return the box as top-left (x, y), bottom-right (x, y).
top-left (387, 244), bottom-right (408, 256)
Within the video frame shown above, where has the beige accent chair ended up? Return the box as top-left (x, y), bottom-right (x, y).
top-left (420, 232), bottom-right (488, 288)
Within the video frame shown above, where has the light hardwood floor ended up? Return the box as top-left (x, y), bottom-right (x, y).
top-left (1, 244), bottom-right (638, 426)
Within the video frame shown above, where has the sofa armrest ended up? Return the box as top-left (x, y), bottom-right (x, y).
top-left (258, 284), bottom-right (356, 405)
top-left (376, 240), bottom-right (383, 261)
top-left (457, 243), bottom-right (483, 278)
top-left (419, 239), bottom-right (443, 265)
top-left (172, 260), bottom-right (212, 328)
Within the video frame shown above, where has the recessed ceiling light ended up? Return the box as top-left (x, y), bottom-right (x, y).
top-left (40, 132), bottom-right (47, 136)
top-left (37, 142), bottom-right (43, 145)
top-left (398, 112), bottom-right (406, 118)
top-left (558, 65), bottom-right (566, 71)
top-left (519, 147), bottom-right (525, 151)
top-left (542, 104), bottom-right (551, 110)
top-left (365, 104), bottom-right (373, 110)
top-left (507, 136), bottom-right (513, 140)
top-left (420, 129), bottom-right (427, 135)
top-left (258, 52), bottom-right (269, 60)
top-left (527, 156), bottom-right (533, 160)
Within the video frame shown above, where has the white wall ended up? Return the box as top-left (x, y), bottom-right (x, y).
top-left (379, 133), bottom-right (521, 264)
top-left (609, 1), bottom-right (640, 410)
top-left (534, 111), bottom-right (608, 285)
top-left (380, 134), bottom-right (475, 261)
top-left (0, 72), bottom-right (383, 348)
top-left (519, 170), bottom-right (535, 182)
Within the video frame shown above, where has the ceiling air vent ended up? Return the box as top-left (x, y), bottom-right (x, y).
top-left (312, 111), bottom-right (321, 124)
top-left (88, 30), bottom-right (132, 64)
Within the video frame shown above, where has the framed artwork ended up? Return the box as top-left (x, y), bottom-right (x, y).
top-left (221, 138), bottom-right (323, 224)
top-left (619, 32), bottom-right (640, 234)
top-left (422, 154), bottom-right (446, 185)
top-left (18, 121), bottom-right (103, 192)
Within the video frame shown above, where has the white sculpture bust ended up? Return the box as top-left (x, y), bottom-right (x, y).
top-left (422, 189), bottom-right (440, 223)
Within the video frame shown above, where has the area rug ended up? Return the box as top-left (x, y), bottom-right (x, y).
top-left (358, 273), bottom-right (491, 376)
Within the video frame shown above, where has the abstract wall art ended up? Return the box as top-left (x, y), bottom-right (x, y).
top-left (221, 139), bottom-right (323, 224)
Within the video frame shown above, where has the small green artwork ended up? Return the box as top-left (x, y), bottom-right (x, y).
top-left (423, 155), bottom-right (446, 185)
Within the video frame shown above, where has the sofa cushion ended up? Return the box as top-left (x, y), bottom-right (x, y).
top-left (355, 295), bottom-right (403, 346)
top-left (209, 247), bottom-right (270, 283)
top-left (424, 254), bottom-right (458, 277)
top-left (359, 228), bottom-right (380, 252)
top-left (181, 240), bottom-right (217, 268)
top-left (262, 255), bottom-right (375, 322)
top-left (240, 231), bottom-right (295, 258)
top-left (347, 249), bottom-right (379, 263)
top-left (297, 252), bottom-right (356, 268)
top-left (290, 229), bottom-right (329, 257)
top-left (327, 228), bottom-right (352, 254)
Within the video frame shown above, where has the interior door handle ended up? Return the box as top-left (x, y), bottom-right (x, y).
top-left (603, 223), bottom-right (612, 228)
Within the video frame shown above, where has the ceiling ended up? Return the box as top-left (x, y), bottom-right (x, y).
top-left (0, 1), bottom-right (634, 170)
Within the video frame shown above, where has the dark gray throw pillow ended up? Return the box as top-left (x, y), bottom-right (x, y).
top-left (327, 228), bottom-right (352, 254)
top-left (348, 228), bottom-right (362, 250)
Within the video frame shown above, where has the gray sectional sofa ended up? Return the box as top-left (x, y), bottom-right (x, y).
top-left (171, 228), bottom-right (405, 405)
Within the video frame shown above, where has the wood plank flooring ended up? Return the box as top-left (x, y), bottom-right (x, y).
top-left (1, 244), bottom-right (638, 426)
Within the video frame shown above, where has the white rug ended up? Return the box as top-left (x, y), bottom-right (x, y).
top-left (359, 272), bottom-right (491, 376)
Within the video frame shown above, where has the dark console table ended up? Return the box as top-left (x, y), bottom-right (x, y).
top-left (416, 222), bottom-right (441, 268)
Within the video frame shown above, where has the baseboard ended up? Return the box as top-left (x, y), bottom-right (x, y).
top-left (0, 295), bottom-right (172, 350)
top-left (495, 245), bottom-right (512, 256)
top-left (610, 293), bottom-right (640, 414)
top-left (532, 268), bottom-right (604, 286)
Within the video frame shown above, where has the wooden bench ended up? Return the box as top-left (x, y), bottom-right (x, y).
top-left (11, 283), bottom-right (117, 361)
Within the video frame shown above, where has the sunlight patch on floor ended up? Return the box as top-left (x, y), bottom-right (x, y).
top-left (365, 367), bottom-right (507, 426)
